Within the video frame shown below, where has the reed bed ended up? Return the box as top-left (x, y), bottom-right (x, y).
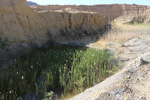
top-left (0, 45), bottom-right (119, 100)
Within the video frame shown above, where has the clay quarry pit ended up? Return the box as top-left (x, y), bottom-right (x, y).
top-left (0, 0), bottom-right (150, 100)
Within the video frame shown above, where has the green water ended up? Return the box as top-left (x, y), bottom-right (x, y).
top-left (0, 45), bottom-right (119, 100)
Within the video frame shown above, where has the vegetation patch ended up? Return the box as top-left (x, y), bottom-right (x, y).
top-left (124, 21), bottom-right (150, 26)
top-left (0, 45), bottom-right (119, 100)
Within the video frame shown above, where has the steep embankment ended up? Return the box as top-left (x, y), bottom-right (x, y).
top-left (34, 4), bottom-right (150, 23)
top-left (0, 0), bottom-right (47, 45)
top-left (40, 11), bottom-right (106, 41)
top-left (0, 0), bottom-right (107, 69)
top-left (0, 0), bottom-right (107, 45)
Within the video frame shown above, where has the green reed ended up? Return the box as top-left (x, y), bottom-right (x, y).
top-left (0, 45), bottom-right (119, 100)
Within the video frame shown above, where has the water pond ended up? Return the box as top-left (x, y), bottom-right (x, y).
top-left (0, 45), bottom-right (119, 100)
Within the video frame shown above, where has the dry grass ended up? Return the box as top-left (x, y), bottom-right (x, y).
top-left (101, 31), bottom-right (140, 41)
top-left (100, 22), bottom-right (150, 41)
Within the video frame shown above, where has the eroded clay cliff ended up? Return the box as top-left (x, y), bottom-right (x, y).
top-left (0, 0), bottom-right (48, 45)
top-left (40, 11), bottom-right (106, 41)
top-left (0, 0), bottom-right (107, 44)
top-left (34, 4), bottom-right (150, 23)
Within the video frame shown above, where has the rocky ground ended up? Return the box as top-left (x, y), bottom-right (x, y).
top-left (70, 33), bottom-right (150, 100)
top-left (90, 34), bottom-right (150, 65)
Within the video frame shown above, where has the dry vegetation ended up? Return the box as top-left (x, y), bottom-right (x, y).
top-left (100, 21), bottom-right (150, 42)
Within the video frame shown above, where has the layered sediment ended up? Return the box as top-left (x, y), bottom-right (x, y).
top-left (34, 4), bottom-right (150, 23)
top-left (0, 0), bottom-right (107, 44)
